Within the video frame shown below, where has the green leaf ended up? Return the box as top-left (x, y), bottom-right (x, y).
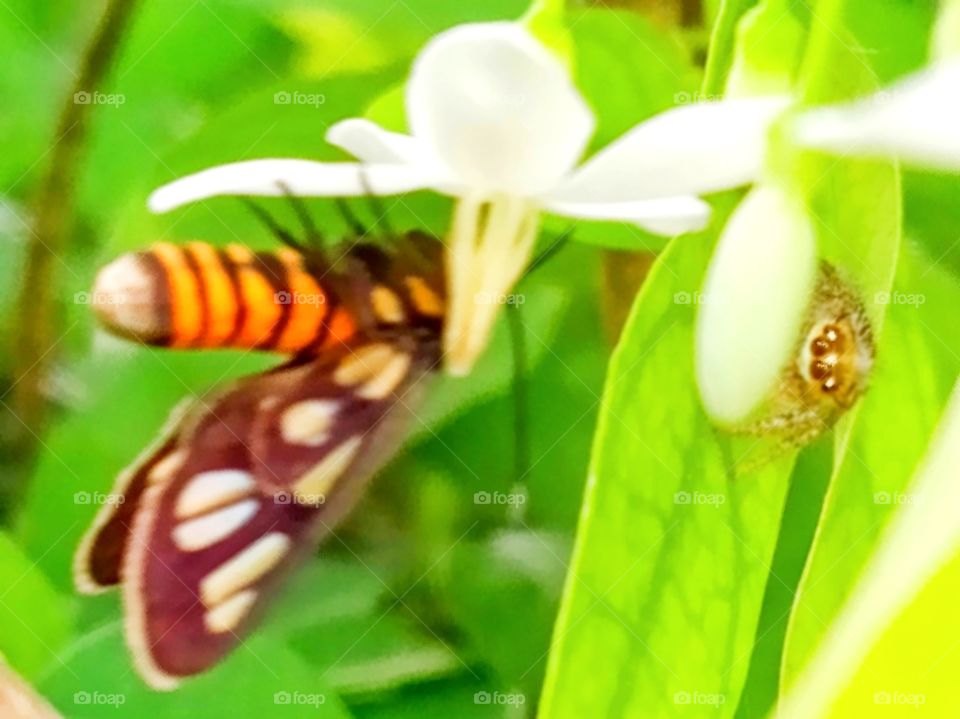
top-left (441, 530), bottom-right (567, 698)
top-left (523, 0), bottom-right (573, 65)
top-left (702, 0), bottom-right (760, 95)
top-left (0, 532), bottom-right (73, 679)
top-left (779, 0), bottom-right (958, 694)
top-left (726, 0), bottom-right (806, 95)
top-left (827, 539), bottom-right (960, 715)
top-left (780, 246), bottom-right (960, 688)
top-left (39, 623), bottom-right (352, 718)
top-left (776, 376), bottom-right (960, 717)
top-left (540, 206), bottom-right (796, 718)
top-left (733, 440), bottom-right (833, 719)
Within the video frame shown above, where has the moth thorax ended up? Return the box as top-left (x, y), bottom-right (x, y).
top-left (92, 253), bottom-right (170, 344)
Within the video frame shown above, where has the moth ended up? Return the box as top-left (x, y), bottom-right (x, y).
top-left (74, 206), bottom-right (447, 690)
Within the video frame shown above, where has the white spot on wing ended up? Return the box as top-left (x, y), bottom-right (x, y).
top-left (172, 499), bottom-right (259, 552)
top-left (176, 469), bottom-right (256, 519)
top-left (358, 352), bottom-right (410, 400)
top-left (149, 450), bottom-right (187, 485)
top-left (280, 399), bottom-right (338, 447)
top-left (200, 532), bottom-right (290, 606)
top-left (333, 343), bottom-right (395, 386)
top-left (293, 435), bottom-right (363, 504)
top-left (204, 588), bottom-right (258, 634)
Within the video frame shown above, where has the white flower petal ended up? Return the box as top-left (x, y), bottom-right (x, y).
top-left (695, 185), bottom-right (817, 425)
top-left (326, 118), bottom-right (425, 165)
top-left (406, 22), bottom-right (594, 196)
top-left (541, 196), bottom-right (711, 236)
top-left (147, 160), bottom-right (440, 213)
top-left (550, 95), bottom-right (791, 203)
top-left (792, 61), bottom-right (960, 171)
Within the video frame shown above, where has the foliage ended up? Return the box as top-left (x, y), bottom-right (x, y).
top-left (0, 1), bottom-right (957, 717)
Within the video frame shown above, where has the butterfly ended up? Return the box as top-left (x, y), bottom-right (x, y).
top-left (74, 201), bottom-right (449, 690)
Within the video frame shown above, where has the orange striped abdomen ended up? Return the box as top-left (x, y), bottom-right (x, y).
top-left (92, 242), bottom-right (357, 353)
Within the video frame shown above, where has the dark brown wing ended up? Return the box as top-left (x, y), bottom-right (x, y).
top-left (250, 330), bottom-right (440, 504)
top-left (74, 329), bottom-right (439, 689)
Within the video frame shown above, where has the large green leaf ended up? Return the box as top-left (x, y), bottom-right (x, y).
top-left (539, 209), bottom-right (796, 718)
top-left (779, 0), bottom-right (957, 692)
top-left (39, 623), bottom-right (352, 718)
top-left (0, 532), bottom-right (73, 680)
top-left (827, 537), bottom-right (960, 715)
top-left (780, 246), bottom-right (960, 687)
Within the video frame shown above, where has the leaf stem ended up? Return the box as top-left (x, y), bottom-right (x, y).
top-left (701, 0), bottom-right (757, 95)
top-left (8, 0), bottom-right (141, 513)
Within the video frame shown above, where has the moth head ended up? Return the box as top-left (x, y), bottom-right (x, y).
top-left (92, 252), bottom-right (170, 344)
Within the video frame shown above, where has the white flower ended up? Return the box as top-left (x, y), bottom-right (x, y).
top-left (695, 185), bottom-right (817, 424)
top-left (148, 21), bottom-right (788, 375)
top-left (792, 60), bottom-right (960, 170)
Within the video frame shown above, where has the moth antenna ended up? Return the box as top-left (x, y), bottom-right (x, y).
top-left (506, 305), bottom-right (531, 524)
top-left (240, 199), bottom-right (306, 253)
top-left (336, 199), bottom-right (367, 238)
top-left (523, 226), bottom-right (574, 280)
top-left (277, 182), bottom-right (325, 253)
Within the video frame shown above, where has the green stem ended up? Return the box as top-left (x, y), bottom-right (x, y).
top-left (701, 0), bottom-right (757, 95)
top-left (8, 0), bottom-right (142, 514)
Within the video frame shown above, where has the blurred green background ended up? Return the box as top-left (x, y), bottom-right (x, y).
top-left (2, 0), bottom-right (960, 717)
top-left (0, 1), bottom-right (702, 716)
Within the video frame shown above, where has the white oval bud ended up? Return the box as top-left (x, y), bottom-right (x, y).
top-left (695, 184), bottom-right (817, 424)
